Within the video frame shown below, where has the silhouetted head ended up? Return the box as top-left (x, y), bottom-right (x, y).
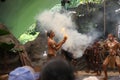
top-left (40, 58), bottom-right (75, 80)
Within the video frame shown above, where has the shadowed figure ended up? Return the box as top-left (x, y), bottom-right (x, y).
top-left (40, 58), bottom-right (75, 80)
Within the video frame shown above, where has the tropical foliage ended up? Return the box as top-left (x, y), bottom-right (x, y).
top-left (18, 23), bottom-right (39, 44)
top-left (68, 0), bottom-right (102, 8)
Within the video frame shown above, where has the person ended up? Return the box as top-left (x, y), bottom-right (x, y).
top-left (103, 34), bottom-right (120, 80)
top-left (8, 66), bottom-right (40, 80)
top-left (92, 41), bottom-right (102, 75)
top-left (47, 30), bottom-right (67, 60)
top-left (40, 58), bottom-right (75, 80)
top-left (84, 46), bottom-right (93, 73)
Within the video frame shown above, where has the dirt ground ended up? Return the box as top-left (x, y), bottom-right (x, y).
top-left (76, 70), bottom-right (120, 80)
top-left (1, 67), bottom-right (120, 80)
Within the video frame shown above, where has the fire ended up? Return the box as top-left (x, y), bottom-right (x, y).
top-left (61, 27), bottom-right (68, 37)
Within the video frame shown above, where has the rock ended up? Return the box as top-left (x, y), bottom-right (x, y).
top-left (24, 33), bottom-right (47, 65)
top-left (0, 24), bottom-right (31, 74)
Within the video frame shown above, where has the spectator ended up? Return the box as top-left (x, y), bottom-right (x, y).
top-left (40, 58), bottom-right (75, 80)
top-left (8, 66), bottom-right (40, 80)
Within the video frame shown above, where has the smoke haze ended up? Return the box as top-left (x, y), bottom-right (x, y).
top-left (36, 10), bottom-right (100, 58)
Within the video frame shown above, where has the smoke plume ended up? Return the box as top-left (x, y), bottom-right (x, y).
top-left (36, 10), bottom-right (100, 58)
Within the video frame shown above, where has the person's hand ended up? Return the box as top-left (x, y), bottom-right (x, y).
top-left (62, 35), bottom-right (67, 44)
top-left (64, 35), bottom-right (67, 41)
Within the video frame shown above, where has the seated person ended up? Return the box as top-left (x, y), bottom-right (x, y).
top-left (8, 66), bottom-right (40, 80)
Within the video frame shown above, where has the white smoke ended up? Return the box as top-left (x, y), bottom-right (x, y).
top-left (36, 10), bottom-right (99, 58)
top-left (83, 76), bottom-right (99, 80)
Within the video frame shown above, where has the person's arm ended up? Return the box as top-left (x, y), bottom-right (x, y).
top-left (49, 42), bottom-right (61, 51)
top-left (104, 42), bottom-right (108, 50)
top-left (56, 36), bottom-right (67, 50)
top-left (117, 43), bottom-right (120, 56)
top-left (57, 36), bottom-right (67, 46)
top-left (50, 36), bottom-right (67, 51)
